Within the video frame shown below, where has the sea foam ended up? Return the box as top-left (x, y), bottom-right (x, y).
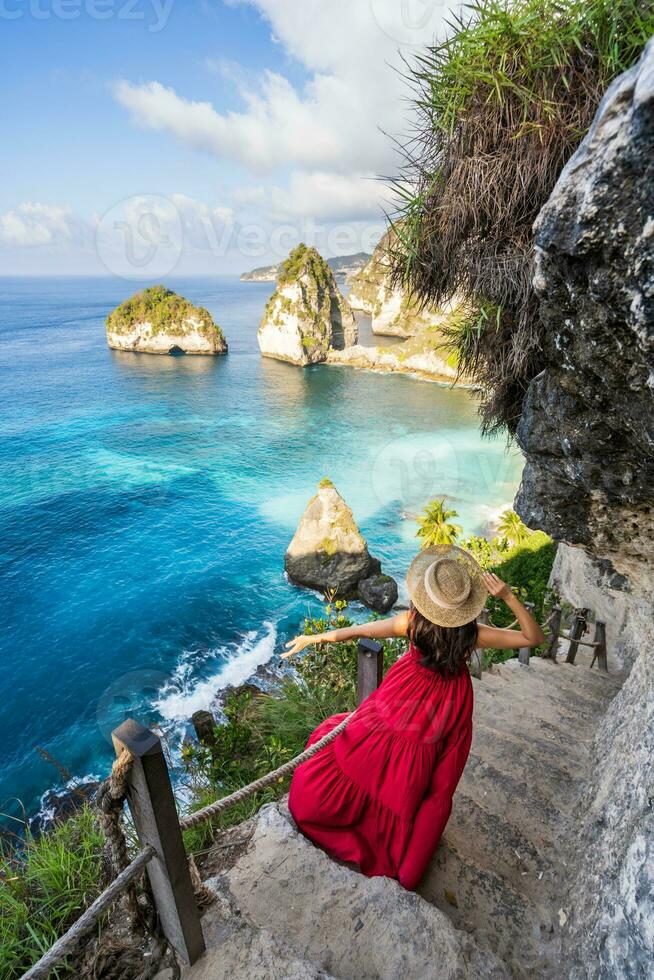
top-left (154, 623), bottom-right (277, 722)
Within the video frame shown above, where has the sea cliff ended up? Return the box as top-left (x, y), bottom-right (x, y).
top-left (257, 244), bottom-right (357, 366)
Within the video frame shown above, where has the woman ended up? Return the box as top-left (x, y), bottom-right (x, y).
top-left (283, 544), bottom-right (545, 891)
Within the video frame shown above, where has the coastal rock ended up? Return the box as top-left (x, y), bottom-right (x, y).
top-left (515, 41), bottom-right (654, 979)
top-left (326, 335), bottom-right (458, 383)
top-left (257, 245), bottom-right (357, 366)
top-left (285, 480), bottom-right (381, 598)
top-left (106, 286), bottom-right (227, 355)
top-left (348, 230), bottom-right (459, 338)
top-left (223, 803), bottom-right (508, 980)
top-left (358, 573), bottom-right (398, 613)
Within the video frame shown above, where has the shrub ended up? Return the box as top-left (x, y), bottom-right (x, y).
top-left (390, 0), bottom-right (654, 432)
top-left (106, 285), bottom-right (225, 342)
top-left (0, 806), bottom-right (105, 978)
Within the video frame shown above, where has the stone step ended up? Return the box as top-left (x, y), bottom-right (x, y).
top-left (443, 792), bottom-right (559, 901)
top-left (157, 886), bottom-right (340, 980)
top-left (500, 654), bottom-right (623, 700)
top-left (469, 721), bottom-right (581, 813)
top-left (473, 711), bottom-right (589, 794)
top-left (224, 804), bottom-right (510, 980)
top-left (482, 663), bottom-right (610, 731)
top-left (418, 836), bottom-right (558, 978)
top-left (458, 753), bottom-right (567, 846)
top-left (473, 672), bottom-right (599, 747)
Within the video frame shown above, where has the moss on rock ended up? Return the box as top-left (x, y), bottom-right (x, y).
top-left (106, 285), bottom-right (227, 355)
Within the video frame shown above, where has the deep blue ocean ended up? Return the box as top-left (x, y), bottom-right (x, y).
top-left (0, 276), bottom-right (523, 817)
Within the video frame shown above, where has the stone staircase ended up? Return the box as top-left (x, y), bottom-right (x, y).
top-left (160, 645), bottom-right (623, 980)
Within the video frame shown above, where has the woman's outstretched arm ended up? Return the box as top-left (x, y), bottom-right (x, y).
top-left (476, 572), bottom-right (546, 650)
top-left (282, 611), bottom-right (410, 659)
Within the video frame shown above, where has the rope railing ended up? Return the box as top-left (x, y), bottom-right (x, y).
top-left (180, 709), bottom-right (353, 832)
top-left (19, 613), bottom-right (610, 977)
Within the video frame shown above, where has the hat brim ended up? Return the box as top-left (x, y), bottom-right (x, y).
top-left (407, 545), bottom-right (488, 627)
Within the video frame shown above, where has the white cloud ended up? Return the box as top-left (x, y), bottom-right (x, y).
top-left (114, 74), bottom-right (341, 175)
top-left (113, 0), bottom-right (462, 222)
top-left (0, 203), bottom-right (87, 248)
top-left (268, 171), bottom-right (394, 221)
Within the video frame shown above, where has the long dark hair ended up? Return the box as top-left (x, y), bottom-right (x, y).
top-left (409, 603), bottom-right (478, 677)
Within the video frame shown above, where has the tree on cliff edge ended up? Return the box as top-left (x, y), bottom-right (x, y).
top-left (389, 0), bottom-right (654, 433)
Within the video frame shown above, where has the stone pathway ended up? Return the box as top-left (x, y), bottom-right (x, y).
top-left (159, 645), bottom-right (622, 979)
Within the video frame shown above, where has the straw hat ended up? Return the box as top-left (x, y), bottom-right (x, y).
top-left (407, 544), bottom-right (488, 628)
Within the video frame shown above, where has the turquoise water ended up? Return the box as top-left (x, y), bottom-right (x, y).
top-left (0, 276), bottom-right (523, 815)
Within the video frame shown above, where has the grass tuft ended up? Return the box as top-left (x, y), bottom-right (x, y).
top-left (389, 0), bottom-right (654, 432)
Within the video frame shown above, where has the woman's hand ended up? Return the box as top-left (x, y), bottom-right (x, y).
top-left (282, 634), bottom-right (319, 660)
top-left (482, 572), bottom-right (512, 601)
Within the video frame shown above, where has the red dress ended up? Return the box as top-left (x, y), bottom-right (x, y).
top-left (289, 643), bottom-right (473, 891)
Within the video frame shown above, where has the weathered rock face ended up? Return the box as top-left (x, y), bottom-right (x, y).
top-left (285, 480), bottom-right (383, 599)
top-left (549, 544), bottom-right (653, 980)
top-left (106, 286), bottom-right (227, 355)
top-left (515, 40), bottom-right (654, 588)
top-left (348, 230), bottom-right (459, 338)
top-left (514, 41), bottom-right (654, 979)
top-left (326, 333), bottom-right (458, 383)
top-left (258, 245), bottom-right (357, 366)
top-left (224, 803), bottom-right (508, 980)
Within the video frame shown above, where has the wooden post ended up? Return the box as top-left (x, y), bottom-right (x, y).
top-left (590, 620), bottom-right (608, 671)
top-left (470, 609), bottom-right (488, 679)
top-left (112, 719), bottom-right (205, 966)
top-left (565, 608), bottom-right (589, 665)
top-left (518, 602), bottom-right (535, 666)
top-left (545, 605), bottom-right (562, 661)
top-left (357, 639), bottom-right (383, 704)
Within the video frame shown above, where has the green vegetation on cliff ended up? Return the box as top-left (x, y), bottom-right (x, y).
top-left (277, 243), bottom-right (333, 291)
top-left (106, 285), bottom-right (225, 342)
top-left (1, 807), bottom-right (105, 978)
top-left (390, 0), bottom-right (654, 432)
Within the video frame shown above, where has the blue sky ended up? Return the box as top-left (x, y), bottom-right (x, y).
top-left (0, 0), bottom-right (459, 275)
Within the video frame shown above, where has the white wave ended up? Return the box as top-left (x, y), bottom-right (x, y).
top-left (154, 623), bottom-right (277, 722)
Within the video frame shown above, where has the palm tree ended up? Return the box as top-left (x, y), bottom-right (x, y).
top-left (497, 508), bottom-right (531, 545)
top-left (416, 497), bottom-right (462, 548)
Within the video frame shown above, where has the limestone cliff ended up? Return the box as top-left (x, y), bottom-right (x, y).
top-left (514, 39), bottom-right (654, 979)
top-left (326, 330), bottom-right (458, 383)
top-left (106, 286), bottom-right (227, 356)
top-left (284, 479), bottom-right (396, 607)
top-left (258, 245), bottom-right (357, 366)
top-left (348, 230), bottom-right (458, 338)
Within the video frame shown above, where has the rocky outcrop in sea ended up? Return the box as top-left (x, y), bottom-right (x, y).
top-left (515, 39), bottom-right (654, 978)
top-left (106, 286), bottom-right (228, 355)
top-left (284, 479), bottom-right (396, 610)
top-left (258, 245), bottom-right (357, 366)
